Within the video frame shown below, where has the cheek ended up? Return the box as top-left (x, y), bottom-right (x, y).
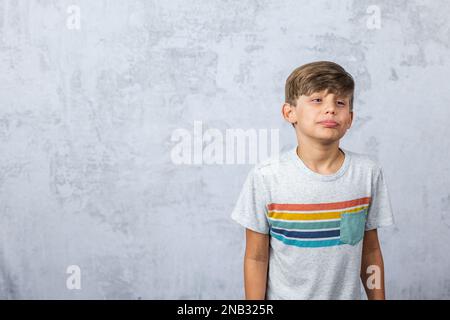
top-left (297, 107), bottom-right (316, 119)
top-left (305, 112), bottom-right (320, 123)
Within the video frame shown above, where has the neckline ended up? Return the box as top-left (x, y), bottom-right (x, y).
top-left (291, 146), bottom-right (351, 181)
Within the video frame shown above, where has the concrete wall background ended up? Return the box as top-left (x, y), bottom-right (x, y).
top-left (1, 0), bottom-right (449, 299)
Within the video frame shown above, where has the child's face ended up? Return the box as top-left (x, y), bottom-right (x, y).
top-left (284, 89), bottom-right (353, 144)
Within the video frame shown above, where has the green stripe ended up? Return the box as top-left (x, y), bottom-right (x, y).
top-left (269, 219), bottom-right (340, 230)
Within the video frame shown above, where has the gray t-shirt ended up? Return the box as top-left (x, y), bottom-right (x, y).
top-left (231, 146), bottom-right (395, 300)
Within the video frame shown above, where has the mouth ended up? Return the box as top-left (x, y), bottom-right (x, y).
top-left (318, 121), bottom-right (339, 128)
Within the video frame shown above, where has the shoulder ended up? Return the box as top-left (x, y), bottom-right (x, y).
top-left (251, 147), bottom-right (294, 177)
top-left (345, 149), bottom-right (383, 175)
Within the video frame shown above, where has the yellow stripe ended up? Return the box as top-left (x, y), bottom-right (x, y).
top-left (268, 205), bottom-right (368, 221)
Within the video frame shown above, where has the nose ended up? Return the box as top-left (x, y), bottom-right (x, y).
top-left (324, 101), bottom-right (337, 114)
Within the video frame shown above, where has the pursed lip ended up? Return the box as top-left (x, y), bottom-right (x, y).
top-left (318, 120), bottom-right (339, 127)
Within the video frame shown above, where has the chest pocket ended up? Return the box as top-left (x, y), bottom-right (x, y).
top-left (340, 210), bottom-right (367, 245)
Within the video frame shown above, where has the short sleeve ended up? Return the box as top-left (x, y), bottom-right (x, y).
top-left (365, 165), bottom-right (395, 230)
top-left (230, 167), bottom-right (270, 234)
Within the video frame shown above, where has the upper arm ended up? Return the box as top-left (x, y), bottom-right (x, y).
top-left (245, 228), bottom-right (270, 262)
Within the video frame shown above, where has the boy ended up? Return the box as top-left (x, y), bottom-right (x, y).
top-left (230, 61), bottom-right (395, 300)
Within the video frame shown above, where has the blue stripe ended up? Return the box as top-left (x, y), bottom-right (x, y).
top-left (271, 227), bottom-right (340, 239)
top-left (270, 231), bottom-right (342, 248)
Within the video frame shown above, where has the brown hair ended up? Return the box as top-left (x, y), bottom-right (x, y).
top-left (285, 61), bottom-right (355, 113)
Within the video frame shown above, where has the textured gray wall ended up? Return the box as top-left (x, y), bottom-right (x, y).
top-left (1, 0), bottom-right (449, 299)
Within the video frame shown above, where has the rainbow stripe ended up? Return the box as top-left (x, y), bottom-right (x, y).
top-left (267, 197), bottom-right (371, 248)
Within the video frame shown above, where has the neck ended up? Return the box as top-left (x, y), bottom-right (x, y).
top-left (296, 138), bottom-right (344, 174)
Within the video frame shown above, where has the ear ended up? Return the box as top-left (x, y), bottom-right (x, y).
top-left (282, 102), bottom-right (297, 126)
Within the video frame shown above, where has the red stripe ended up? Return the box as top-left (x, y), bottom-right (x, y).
top-left (267, 197), bottom-right (371, 211)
